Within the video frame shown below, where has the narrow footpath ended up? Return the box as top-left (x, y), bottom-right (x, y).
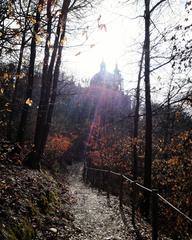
top-left (68, 163), bottom-right (137, 240)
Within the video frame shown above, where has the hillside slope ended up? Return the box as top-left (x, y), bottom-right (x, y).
top-left (0, 159), bottom-right (77, 240)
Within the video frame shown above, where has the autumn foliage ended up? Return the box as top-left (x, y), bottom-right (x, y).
top-left (152, 130), bottom-right (192, 237)
top-left (86, 111), bottom-right (192, 238)
top-left (44, 134), bottom-right (77, 170)
top-left (87, 129), bottom-right (132, 174)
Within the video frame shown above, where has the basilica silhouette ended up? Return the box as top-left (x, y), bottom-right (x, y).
top-left (90, 61), bottom-right (124, 91)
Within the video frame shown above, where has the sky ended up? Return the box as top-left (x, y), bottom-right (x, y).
top-left (62, 0), bottom-right (187, 94)
top-left (63, 1), bottom-right (142, 79)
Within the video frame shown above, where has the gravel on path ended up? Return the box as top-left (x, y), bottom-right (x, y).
top-left (68, 163), bottom-right (137, 240)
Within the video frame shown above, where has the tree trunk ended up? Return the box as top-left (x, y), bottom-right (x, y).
top-left (7, 0), bottom-right (32, 141)
top-left (28, 0), bottom-right (53, 169)
top-left (143, 0), bottom-right (152, 218)
top-left (34, 0), bottom-right (69, 147)
top-left (7, 33), bottom-right (26, 141)
top-left (39, 11), bottom-right (69, 162)
top-left (17, 0), bottom-right (43, 143)
top-left (133, 47), bottom-right (144, 180)
top-left (41, 46), bottom-right (62, 153)
top-left (163, 78), bottom-right (173, 149)
top-left (27, 0), bottom-right (70, 169)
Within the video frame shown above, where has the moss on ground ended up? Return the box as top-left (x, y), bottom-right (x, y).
top-left (1, 219), bottom-right (35, 240)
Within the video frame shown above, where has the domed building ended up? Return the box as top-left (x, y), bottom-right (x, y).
top-left (90, 61), bottom-right (123, 91)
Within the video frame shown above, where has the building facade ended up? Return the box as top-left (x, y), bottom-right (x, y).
top-left (90, 62), bottom-right (123, 91)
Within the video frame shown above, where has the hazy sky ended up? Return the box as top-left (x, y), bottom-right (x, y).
top-left (63, 1), bottom-right (143, 77)
top-left (62, 0), bottom-right (187, 94)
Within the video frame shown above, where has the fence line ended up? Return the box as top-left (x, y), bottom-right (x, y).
top-left (84, 166), bottom-right (192, 240)
top-left (158, 194), bottom-right (192, 223)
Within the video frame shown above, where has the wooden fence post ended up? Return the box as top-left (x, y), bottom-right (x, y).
top-left (100, 171), bottom-right (103, 189)
top-left (92, 169), bottom-right (94, 185)
top-left (84, 167), bottom-right (88, 183)
top-left (107, 170), bottom-right (110, 200)
top-left (131, 181), bottom-right (136, 225)
top-left (152, 189), bottom-right (158, 240)
top-left (94, 170), bottom-right (96, 187)
top-left (87, 167), bottom-right (89, 183)
top-left (102, 171), bottom-right (105, 190)
top-left (98, 170), bottom-right (102, 193)
top-left (119, 174), bottom-right (124, 207)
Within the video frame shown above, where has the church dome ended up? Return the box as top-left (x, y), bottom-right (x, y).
top-left (90, 62), bottom-right (123, 91)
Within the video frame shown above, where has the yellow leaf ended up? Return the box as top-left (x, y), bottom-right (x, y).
top-left (35, 34), bottom-right (43, 44)
top-left (20, 72), bottom-right (26, 78)
top-left (29, 16), bottom-right (36, 25)
top-left (37, 4), bottom-right (43, 12)
top-left (8, 2), bottom-right (14, 16)
top-left (0, 88), bottom-right (4, 94)
top-left (25, 98), bottom-right (33, 106)
top-left (3, 73), bottom-right (9, 80)
top-left (60, 37), bottom-right (67, 46)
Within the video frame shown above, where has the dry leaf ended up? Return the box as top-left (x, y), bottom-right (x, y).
top-left (25, 98), bottom-right (33, 107)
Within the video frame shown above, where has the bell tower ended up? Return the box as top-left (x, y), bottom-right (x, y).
top-left (100, 60), bottom-right (106, 73)
top-left (113, 64), bottom-right (123, 91)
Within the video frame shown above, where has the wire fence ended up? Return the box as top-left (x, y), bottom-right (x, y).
top-left (83, 166), bottom-right (192, 240)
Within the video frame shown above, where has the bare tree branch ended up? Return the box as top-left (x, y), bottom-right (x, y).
top-left (150, 0), bottom-right (167, 14)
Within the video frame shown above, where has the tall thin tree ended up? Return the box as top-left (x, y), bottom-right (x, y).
top-left (17, 0), bottom-right (44, 142)
top-left (7, 0), bottom-right (32, 140)
top-left (143, 0), bottom-right (167, 217)
top-left (26, 0), bottom-right (71, 169)
top-left (133, 46), bottom-right (144, 180)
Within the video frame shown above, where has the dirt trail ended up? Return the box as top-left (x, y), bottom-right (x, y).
top-left (68, 163), bottom-right (137, 240)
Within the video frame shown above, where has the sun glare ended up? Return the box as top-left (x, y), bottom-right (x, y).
top-left (68, 18), bottom-right (132, 79)
top-left (62, 0), bottom-right (184, 91)
top-left (62, 0), bottom-right (145, 83)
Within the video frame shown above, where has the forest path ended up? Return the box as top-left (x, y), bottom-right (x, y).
top-left (67, 163), bottom-right (137, 240)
